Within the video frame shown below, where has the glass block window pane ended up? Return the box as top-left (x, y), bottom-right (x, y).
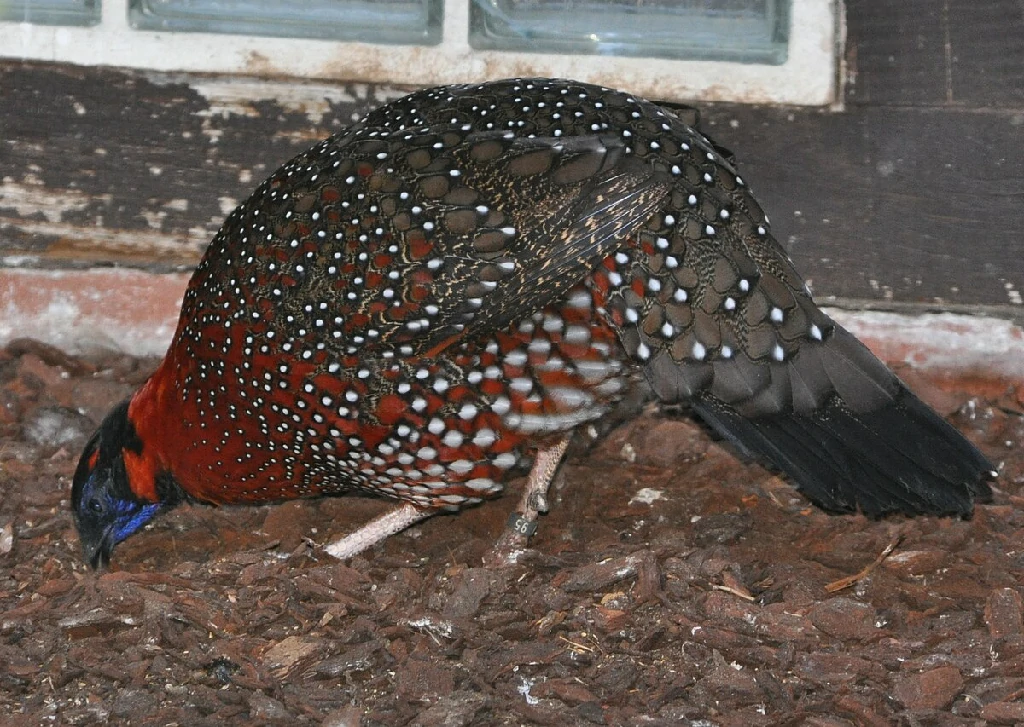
top-left (129, 0), bottom-right (443, 45)
top-left (0, 0), bottom-right (100, 26)
top-left (470, 0), bottom-right (789, 65)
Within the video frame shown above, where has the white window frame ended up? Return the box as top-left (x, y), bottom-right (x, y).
top-left (1, 0), bottom-right (841, 105)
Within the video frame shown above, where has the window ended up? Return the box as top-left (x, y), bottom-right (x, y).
top-left (470, 0), bottom-right (790, 65)
top-left (0, 0), bottom-right (99, 26)
top-left (0, 0), bottom-right (839, 105)
top-left (129, 0), bottom-right (442, 45)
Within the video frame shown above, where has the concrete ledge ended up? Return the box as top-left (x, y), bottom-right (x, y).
top-left (2, 267), bottom-right (1022, 380)
top-left (832, 309), bottom-right (1024, 381)
top-left (0, 268), bottom-right (186, 357)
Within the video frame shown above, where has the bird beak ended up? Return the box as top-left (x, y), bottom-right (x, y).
top-left (82, 530), bottom-right (114, 570)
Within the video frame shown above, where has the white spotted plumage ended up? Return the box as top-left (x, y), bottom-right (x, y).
top-left (147, 77), bottom-right (834, 515)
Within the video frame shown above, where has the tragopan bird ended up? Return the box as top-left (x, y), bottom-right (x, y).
top-left (72, 78), bottom-right (994, 568)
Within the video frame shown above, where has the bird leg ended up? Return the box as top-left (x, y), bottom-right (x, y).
top-left (326, 434), bottom-right (573, 562)
top-left (491, 434), bottom-right (572, 562)
top-left (325, 503), bottom-right (433, 560)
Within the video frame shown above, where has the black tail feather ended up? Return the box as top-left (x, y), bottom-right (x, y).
top-left (692, 385), bottom-right (994, 517)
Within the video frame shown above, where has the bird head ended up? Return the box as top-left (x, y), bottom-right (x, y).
top-left (71, 400), bottom-right (165, 568)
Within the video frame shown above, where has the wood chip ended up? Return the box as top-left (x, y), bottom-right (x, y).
top-left (825, 536), bottom-right (902, 593)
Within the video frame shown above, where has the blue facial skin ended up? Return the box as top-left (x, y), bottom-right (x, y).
top-left (72, 447), bottom-right (163, 568)
top-left (72, 400), bottom-right (170, 568)
top-left (112, 498), bottom-right (162, 546)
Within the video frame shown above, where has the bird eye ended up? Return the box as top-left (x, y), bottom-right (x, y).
top-left (88, 498), bottom-right (104, 514)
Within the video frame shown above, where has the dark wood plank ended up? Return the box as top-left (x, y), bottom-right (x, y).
top-left (845, 0), bottom-right (949, 106)
top-left (1, 61), bottom-right (1021, 316)
top-left (0, 62), bottom-right (383, 268)
top-left (846, 0), bottom-right (1024, 107)
top-left (948, 0), bottom-right (1024, 107)
top-left (701, 103), bottom-right (1023, 309)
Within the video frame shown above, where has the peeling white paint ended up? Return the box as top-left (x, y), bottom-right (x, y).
top-left (217, 197), bottom-right (238, 216)
top-left (1, 255), bottom-right (41, 266)
top-left (185, 78), bottom-right (367, 125)
top-left (0, 180), bottom-right (106, 223)
top-left (140, 209), bottom-right (166, 230)
top-left (0, 210), bottom-right (207, 259)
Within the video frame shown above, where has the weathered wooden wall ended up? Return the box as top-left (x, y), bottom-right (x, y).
top-left (0, 66), bottom-right (402, 269)
top-left (0, 0), bottom-right (1022, 327)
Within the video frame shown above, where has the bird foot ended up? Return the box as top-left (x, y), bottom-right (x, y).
top-left (324, 503), bottom-right (433, 560)
top-left (484, 542), bottom-right (531, 567)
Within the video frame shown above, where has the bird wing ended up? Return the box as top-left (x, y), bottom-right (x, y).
top-left (232, 124), bottom-right (670, 359)
top-left (412, 130), bottom-right (673, 355)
